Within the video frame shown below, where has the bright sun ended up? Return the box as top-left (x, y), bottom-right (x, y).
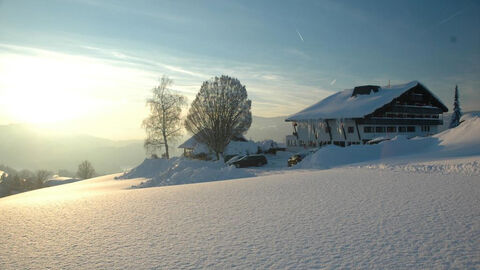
top-left (1, 45), bottom-right (155, 131)
top-left (1, 51), bottom-right (95, 124)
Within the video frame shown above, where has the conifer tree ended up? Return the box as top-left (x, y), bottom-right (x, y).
top-left (449, 85), bottom-right (462, 129)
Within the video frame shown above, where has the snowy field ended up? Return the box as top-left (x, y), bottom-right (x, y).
top-left (0, 116), bottom-right (479, 269)
top-left (0, 162), bottom-right (478, 269)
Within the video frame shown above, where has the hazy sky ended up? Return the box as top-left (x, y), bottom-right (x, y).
top-left (0, 0), bottom-right (479, 140)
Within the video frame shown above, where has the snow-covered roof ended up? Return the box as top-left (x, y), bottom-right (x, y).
top-left (286, 81), bottom-right (446, 121)
top-left (178, 136), bottom-right (198, 149)
top-left (178, 134), bottom-right (248, 149)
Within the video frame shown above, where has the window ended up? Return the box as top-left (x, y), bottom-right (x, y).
top-left (421, 126), bottom-right (430, 132)
top-left (333, 141), bottom-right (345, 147)
top-left (325, 127), bottom-right (331, 133)
top-left (407, 126), bottom-right (415, 132)
top-left (364, 126), bottom-right (374, 133)
top-left (411, 93), bottom-right (423, 102)
top-left (387, 126), bottom-right (396, 132)
top-left (375, 126), bottom-right (385, 133)
top-left (347, 126), bottom-right (354, 133)
top-left (399, 126), bottom-right (407, 133)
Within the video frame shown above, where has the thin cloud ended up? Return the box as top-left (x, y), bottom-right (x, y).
top-left (260, 74), bottom-right (282, 81)
top-left (162, 64), bottom-right (208, 79)
top-left (81, 45), bottom-right (208, 79)
top-left (438, 9), bottom-right (464, 26)
top-left (284, 48), bottom-right (309, 60)
top-left (296, 29), bottom-right (305, 42)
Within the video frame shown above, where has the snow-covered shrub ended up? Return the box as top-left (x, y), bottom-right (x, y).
top-left (224, 140), bottom-right (259, 156)
top-left (257, 140), bottom-right (279, 154)
top-left (121, 158), bottom-right (255, 187)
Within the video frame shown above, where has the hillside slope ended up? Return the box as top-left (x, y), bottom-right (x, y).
top-left (0, 161), bottom-right (478, 269)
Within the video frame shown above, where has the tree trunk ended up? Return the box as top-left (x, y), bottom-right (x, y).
top-left (163, 131), bottom-right (169, 159)
top-left (162, 105), bottom-right (169, 159)
top-left (165, 141), bottom-right (169, 159)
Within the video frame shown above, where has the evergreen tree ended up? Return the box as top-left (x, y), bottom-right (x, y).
top-left (449, 85), bottom-right (462, 129)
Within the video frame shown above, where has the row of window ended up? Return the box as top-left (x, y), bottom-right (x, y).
top-left (378, 113), bottom-right (440, 119)
top-left (364, 126), bottom-right (431, 133)
top-left (319, 123), bottom-right (434, 135)
top-left (364, 126), bottom-right (416, 133)
top-left (287, 139), bottom-right (366, 147)
top-left (323, 125), bottom-right (431, 135)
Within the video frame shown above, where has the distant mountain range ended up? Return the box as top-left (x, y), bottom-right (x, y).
top-left (246, 115), bottom-right (291, 143)
top-left (0, 115), bottom-right (292, 174)
top-left (0, 124), bottom-right (146, 175)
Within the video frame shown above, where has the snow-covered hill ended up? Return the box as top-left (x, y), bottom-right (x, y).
top-left (0, 161), bottom-right (478, 269)
top-left (0, 114), bottom-right (479, 269)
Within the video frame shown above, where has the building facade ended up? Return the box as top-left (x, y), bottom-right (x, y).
top-left (285, 81), bottom-right (448, 148)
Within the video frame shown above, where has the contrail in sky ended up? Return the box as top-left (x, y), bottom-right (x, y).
top-left (296, 29), bottom-right (304, 42)
top-left (438, 9), bottom-right (463, 26)
top-left (330, 79), bottom-right (337, 85)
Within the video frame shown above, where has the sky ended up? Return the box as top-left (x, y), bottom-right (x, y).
top-left (0, 0), bottom-right (479, 140)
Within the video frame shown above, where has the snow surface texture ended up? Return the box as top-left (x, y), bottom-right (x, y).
top-left (286, 80), bottom-right (446, 121)
top-left (119, 157), bottom-right (254, 187)
top-left (363, 157), bottom-right (480, 176)
top-left (0, 167), bottom-right (478, 269)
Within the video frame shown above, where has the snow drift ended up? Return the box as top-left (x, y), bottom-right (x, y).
top-left (119, 157), bottom-right (254, 187)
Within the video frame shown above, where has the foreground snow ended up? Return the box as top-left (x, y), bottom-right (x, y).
top-left (0, 165), bottom-right (478, 269)
top-left (0, 115), bottom-right (479, 269)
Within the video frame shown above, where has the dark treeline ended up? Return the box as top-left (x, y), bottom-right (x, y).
top-left (0, 164), bottom-right (76, 198)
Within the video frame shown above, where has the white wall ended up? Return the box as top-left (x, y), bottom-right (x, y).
top-left (287, 119), bottom-right (441, 149)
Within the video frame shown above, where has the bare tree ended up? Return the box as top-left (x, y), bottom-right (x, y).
top-left (35, 170), bottom-right (52, 188)
top-left (77, 160), bottom-right (96, 179)
top-left (185, 75), bottom-right (252, 160)
top-left (143, 76), bottom-right (187, 159)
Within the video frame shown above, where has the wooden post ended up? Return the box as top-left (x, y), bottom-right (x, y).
top-left (355, 119), bottom-right (362, 142)
top-left (325, 120), bottom-right (333, 143)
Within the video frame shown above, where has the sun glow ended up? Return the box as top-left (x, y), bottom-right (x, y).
top-left (0, 45), bottom-right (155, 125)
top-left (0, 50), bottom-right (98, 123)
